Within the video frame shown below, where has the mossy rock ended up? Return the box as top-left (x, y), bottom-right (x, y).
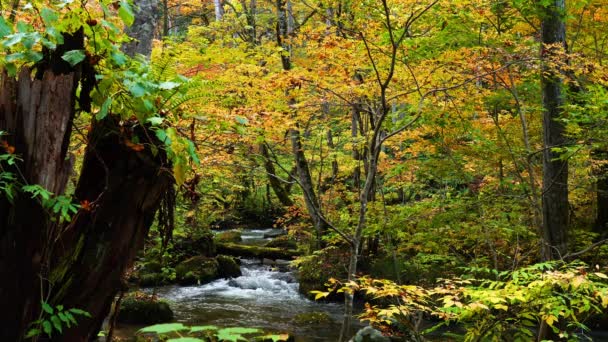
top-left (216, 242), bottom-right (299, 260)
top-left (215, 230), bottom-right (243, 243)
top-left (293, 311), bottom-right (334, 325)
top-left (141, 261), bottom-right (163, 273)
top-left (117, 293), bottom-right (173, 325)
top-left (173, 231), bottom-right (216, 259)
top-left (264, 235), bottom-right (297, 249)
top-left (139, 273), bottom-right (168, 287)
top-left (216, 255), bottom-right (242, 278)
top-left (175, 256), bottom-right (219, 285)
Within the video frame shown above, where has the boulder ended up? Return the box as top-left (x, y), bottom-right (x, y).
top-left (216, 255), bottom-right (242, 278)
top-left (293, 311), bottom-right (334, 325)
top-left (214, 230), bottom-right (243, 243)
top-left (264, 235), bottom-right (296, 249)
top-left (117, 293), bottom-right (173, 325)
top-left (175, 256), bottom-right (219, 285)
top-left (216, 242), bottom-right (299, 260)
top-left (350, 326), bottom-right (390, 342)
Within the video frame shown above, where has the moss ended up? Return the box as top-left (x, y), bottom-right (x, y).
top-left (293, 311), bottom-right (334, 325)
top-left (216, 242), bottom-right (299, 260)
top-left (214, 230), bottom-right (243, 243)
top-left (139, 273), bottom-right (167, 287)
top-left (117, 293), bottom-right (173, 325)
top-left (172, 231), bottom-right (216, 259)
top-left (264, 235), bottom-right (297, 249)
top-left (216, 255), bottom-right (242, 278)
top-left (141, 261), bottom-right (163, 273)
top-left (175, 256), bottom-right (219, 285)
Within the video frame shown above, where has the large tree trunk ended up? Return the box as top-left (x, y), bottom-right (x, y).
top-left (0, 16), bottom-right (172, 340)
top-left (540, 0), bottom-right (569, 261)
top-left (124, 0), bottom-right (161, 56)
top-left (53, 118), bottom-right (172, 341)
top-left (0, 67), bottom-right (79, 341)
top-left (0, 67), bottom-right (172, 341)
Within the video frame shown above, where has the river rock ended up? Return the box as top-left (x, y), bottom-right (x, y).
top-left (293, 311), bottom-right (334, 325)
top-left (350, 326), bottom-right (390, 342)
top-left (264, 235), bottom-right (297, 249)
top-left (215, 230), bottom-right (243, 243)
top-left (216, 255), bottom-right (242, 278)
top-left (172, 232), bottom-right (215, 258)
top-left (117, 293), bottom-right (173, 325)
top-left (263, 229), bottom-right (287, 239)
top-left (175, 256), bottom-right (220, 285)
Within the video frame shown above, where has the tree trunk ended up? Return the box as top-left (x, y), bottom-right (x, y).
top-left (540, 0), bottom-right (569, 261)
top-left (260, 143), bottom-right (294, 207)
top-left (124, 0), bottom-right (161, 56)
top-left (593, 148), bottom-right (608, 234)
top-left (0, 67), bottom-right (79, 341)
top-left (291, 128), bottom-right (327, 249)
top-left (214, 0), bottom-right (224, 21)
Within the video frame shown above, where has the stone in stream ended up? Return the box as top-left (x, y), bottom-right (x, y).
top-left (216, 254), bottom-right (242, 278)
top-left (350, 326), bottom-right (391, 342)
top-left (214, 229), bottom-right (243, 243)
top-left (263, 229), bottom-right (287, 239)
top-left (175, 256), bottom-right (220, 285)
top-left (117, 292), bottom-right (173, 325)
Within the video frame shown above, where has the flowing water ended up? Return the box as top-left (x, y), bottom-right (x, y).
top-left (135, 228), bottom-right (358, 341)
top-left (152, 259), bottom-right (349, 341)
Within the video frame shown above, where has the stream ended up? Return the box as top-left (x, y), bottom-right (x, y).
top-left (120, 228), bottom-right (360, 341)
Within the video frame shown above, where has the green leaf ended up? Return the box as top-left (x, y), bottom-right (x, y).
top-left (138, 323), bottom-right (188, 335)
top-left (128, 82), bottom-right (146, 98)
top-left (41, 302), bottom-right (54, 315)
top-left (189, 325), bottom-right (218, 332)
top-left (159, 81), bottom-right (181, 90)
top-left (3, 33), bottom-right (25, 47)
top-left (166, 338), bottom-right (204, 342)
top-left (110, 51), bottom-right (127, 66)
top-left (0, 17), bottom-right (12, 38)
top-left (96, 98), bottom-right (112, 120)
top-left (40, 8), bottom-right (59, 25)
top-left (42, 321), bottom-right (52, 337)
top-left (50, 315), bottom-right (63, 333)
top-left (25, 328), bottom-right (41, 338)
top-left (235, 116), bottom-right (249, 125)
top-left (69, 308), bottom-right (91, 317)
top-left (187, 140), bottom-right (200, 165)
top-left (147, 116), bottom-right (164, 126)
top-left (217, 327), bottom-right (260, 342)
top-left (61, 50), bottom-right (86, 66)
top-left (118, 0), bottom-right (135, 26)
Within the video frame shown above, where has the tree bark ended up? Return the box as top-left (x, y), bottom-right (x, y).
top-left (593, 148), bottom-right (608, 234)
top-left (540, 0), bottom-right (569, 261)
top-left (291, 128), bottom-right (327, 249)
top-left (0, 67), bottom-right (78, 342)
top-left (260, 143), bottom-right (294, 207)
top-left (124, 0), bottom-right (161, 56)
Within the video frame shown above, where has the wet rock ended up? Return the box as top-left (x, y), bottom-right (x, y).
top-left (175, 256), bottom-right (219, 285)
top-left (293, 311), bottom-right (334, 325)
top-left (350, 326), bottom-right (390, 342)
top-left (215, 230), bottom-right (243, 243)
top-left (263, 229), bottom-right (287, 239)
top-left (264, 235), bottom-right (296, 249)
top-left (117, 293), bottom-right (173, 325)
top-left (216, 255), bottom-right (242, 278)
top-left (139, 273), bottom-right (168, 287)
top-left (216, 242), bottom-right (299, 260)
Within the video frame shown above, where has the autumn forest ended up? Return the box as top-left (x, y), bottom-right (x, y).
top-left (1, 0), bottom-right (608, 341)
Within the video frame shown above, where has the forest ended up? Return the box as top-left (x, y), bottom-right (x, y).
top-left (0, 0), bottom-right (607, 341)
